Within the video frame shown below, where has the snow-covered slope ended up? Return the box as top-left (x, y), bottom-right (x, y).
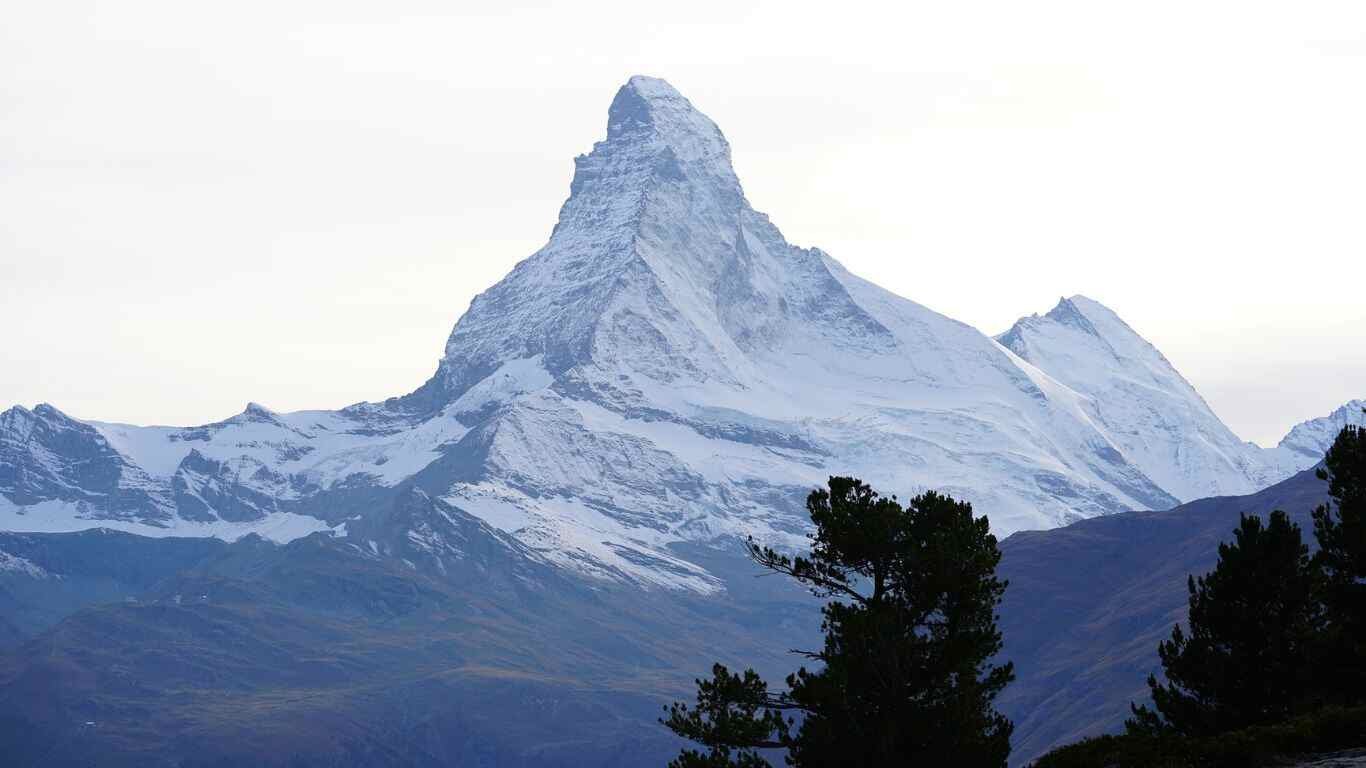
top-left (996, 296), bottom-right (1286, 500)
top-left (1272, 399), bottom-right (1366, 464)
top-left (1, 76), bottom-right (1355, 592)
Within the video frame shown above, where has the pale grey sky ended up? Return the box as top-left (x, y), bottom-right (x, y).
top-left (2, 0), bottom-right (1363, 446)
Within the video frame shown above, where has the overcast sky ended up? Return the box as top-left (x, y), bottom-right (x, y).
top-left (3, 1), bottom-right (1363, 446)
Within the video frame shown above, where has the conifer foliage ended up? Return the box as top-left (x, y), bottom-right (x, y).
top-left (662, 477), bottom-right (1014, 767)
top-left (1128, 511), bottom-right (1323, 738)
top-left (1126, 420), bottom-right (1366, 743)
top-left (1311, 421), bottom-right (1366, 704)
top-left (1030, 422), bottom-right (1366, 766)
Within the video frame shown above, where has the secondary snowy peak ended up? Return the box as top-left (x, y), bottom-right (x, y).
top-left (1277, 400), bottom-right (1366, 461)
top-left (998, 296), bottom-right (1199, 398)
top-left (997, 295), bottom-right (1275, 500)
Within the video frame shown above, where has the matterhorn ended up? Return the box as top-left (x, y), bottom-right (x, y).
top-left (2, 77), bottom-right (1358, 592)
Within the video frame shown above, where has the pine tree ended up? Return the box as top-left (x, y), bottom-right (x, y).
top-left (1129, 511), bottom-right (1323, 738)
top-left (662, 477), bottom-right (1014, 767)
top-left (1311, 421), bottom-right (1366, 705)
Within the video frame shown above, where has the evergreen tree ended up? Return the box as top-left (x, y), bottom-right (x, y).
top-left (662, 477), bottom-right (1014, 767)
top-left (1311, 421), bottom-right (1366, 704)
top-left (1129, 511), bottom-right (1323, 738)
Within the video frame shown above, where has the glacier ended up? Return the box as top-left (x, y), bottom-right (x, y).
top-left (2, 76), bottom-right (1360, 593)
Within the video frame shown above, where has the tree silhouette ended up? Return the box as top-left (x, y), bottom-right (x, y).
top-left (1312, 421), bottom-right (1366, 705)
top-left (663, 477), bottom-right (1013, 767)
top-left (1129, 511), bottom-right (1323, 738)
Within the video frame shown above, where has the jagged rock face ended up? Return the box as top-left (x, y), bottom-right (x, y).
top-left (0, 404), bottom-right (171, 521)
top-left (171, 450), bottom-right (290, 523)
top-left (0, 76), bottom-right (1358, 592)
top-left (341, 487), bottom-right (553, 585)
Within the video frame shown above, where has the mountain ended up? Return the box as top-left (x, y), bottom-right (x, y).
top-left (995, 466), bottom-right (1332, 766)
top-left (1275, 399), bottom-right (1366, 463)
top-left (0, 528), bottom-right (225, 641)
top-left (2, 75), bottom-right (1362, 767)
top-left (0, 76), bottom-right (1357, 595)
top-left (996, 295), bottom-right (1295, 500)
top-left (0, 463), bottom-right (1337, 766)
top-left (0, 506), bottom-right (819, 767)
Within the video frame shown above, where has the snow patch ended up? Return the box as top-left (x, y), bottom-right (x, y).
top-left (0, 549), bottom-right (48, 578)
top-left (0, 496), bottom-right (338, 544)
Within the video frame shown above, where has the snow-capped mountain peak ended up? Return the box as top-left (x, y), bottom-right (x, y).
top-left (2, 77), bottom-right (1357, 593)
top-left (999, 295), bottom-right (1198, 396)
top-left (996, 294), bottom-right (1284, 501)
top-left (1277, 399), bottom-right (1366, 461)
top-left (604, 76), bottom-right (735, 174)
top-left (425, 75), bottom-right (889, 416)
top-left (425, 78), bottom-right (744, 405)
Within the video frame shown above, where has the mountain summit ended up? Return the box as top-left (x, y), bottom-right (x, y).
top-left (997, 295), bottom-right (1283, 500)
top-left (421, 75), bottom-right (753, 405)
top-left (420, 74), bottom-right (888, 413)
top-left (1, 77), bottom-right (1357, 591)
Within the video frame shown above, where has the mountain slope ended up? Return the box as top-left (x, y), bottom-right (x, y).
top-left (995, 466), bottom-right (1332, 766)
top-left (0, 529), bottom-right (226, 645)
top-left (997, 295), bottom-right (1293, 500)
top-left (0, 513), bottom-right (818, 767)
top-left (1275, 399), bottom-right (1366, 463)
top-left (0, 76), bottom-right (1355, 592)
top-left (0, 464), bottom-right (1340, 767)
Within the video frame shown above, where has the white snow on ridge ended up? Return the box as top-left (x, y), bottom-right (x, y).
top-left (91, 402), bottom-right (474, 491)
top-left (1273, 399), bottom-right (1366, 463)
top-left (446, 484), bottom-right (725, 594)
top-left (0, 496), bottom-right (340, 543)
top-left (449, 356), bottom-right (554, 414)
